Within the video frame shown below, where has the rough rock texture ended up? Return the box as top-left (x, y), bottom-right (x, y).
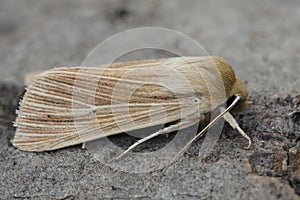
top-left (0, 0), bottom-right (299, 199)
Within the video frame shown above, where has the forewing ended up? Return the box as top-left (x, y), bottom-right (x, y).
top-left (13, 59), bottom-right (205, 151)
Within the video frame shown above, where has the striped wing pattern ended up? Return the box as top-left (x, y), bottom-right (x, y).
top-left (13, 58), bottom-right (206, 151)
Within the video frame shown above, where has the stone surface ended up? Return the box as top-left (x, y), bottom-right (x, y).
top-left (0, 0), bottom-right (299, 199)
top-left (289, 147), bottom-right (300, 195)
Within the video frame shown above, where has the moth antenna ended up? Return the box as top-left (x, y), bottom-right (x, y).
top-left (161, 95), bottom-right (241, 174)
top-left (221, 107), bottom-right (251, 149)
top-left (115, 118), bottom-right (199, 161)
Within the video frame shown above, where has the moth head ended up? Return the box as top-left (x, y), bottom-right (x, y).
top-left (229, 77), bottom-right (249, 113)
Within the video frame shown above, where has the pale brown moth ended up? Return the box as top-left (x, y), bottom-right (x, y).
top-left (13, 56), bottom-right (251, 167)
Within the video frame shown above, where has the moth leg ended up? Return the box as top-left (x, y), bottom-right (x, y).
top-left (220, 107), bottom-right (252, 149)
top-left (115, 117), bottom-right (200, 160)
top-left (162, 95), bottom-right (242, 174)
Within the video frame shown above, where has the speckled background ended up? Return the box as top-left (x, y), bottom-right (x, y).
top-left (0, 0), bottom-right (299, 199)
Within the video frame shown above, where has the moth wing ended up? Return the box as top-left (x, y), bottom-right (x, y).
top-left (13, 57), bottom-right (232, 151)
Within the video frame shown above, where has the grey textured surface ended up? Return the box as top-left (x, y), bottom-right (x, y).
top-left (0, 0), bottom-right (299, 199)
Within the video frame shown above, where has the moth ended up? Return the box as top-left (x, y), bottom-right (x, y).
top-left (13, 56), bottom-right (251, 166)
